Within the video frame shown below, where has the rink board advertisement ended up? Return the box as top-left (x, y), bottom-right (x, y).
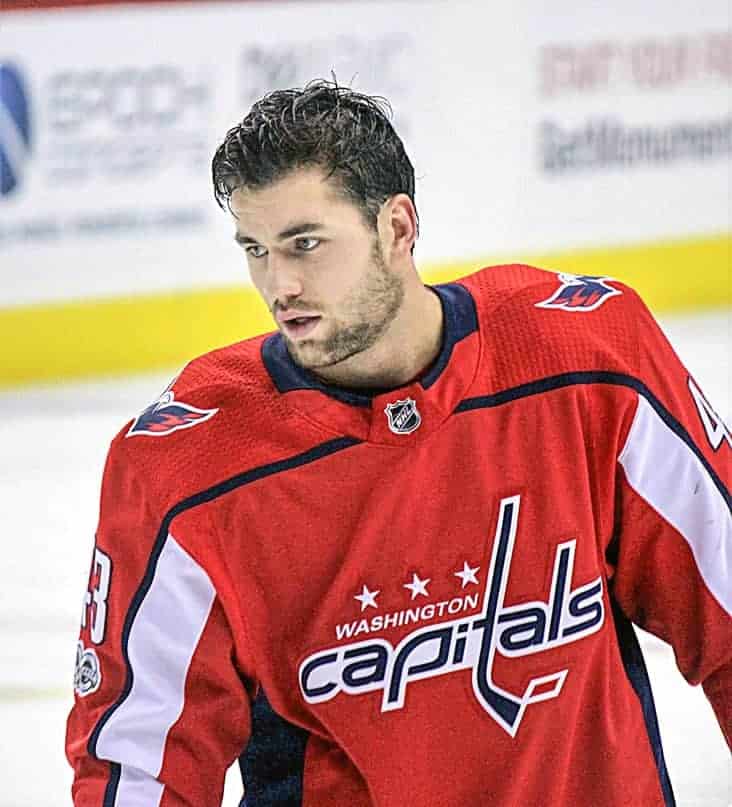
top-left (0, 0), bottom-right (730, 385)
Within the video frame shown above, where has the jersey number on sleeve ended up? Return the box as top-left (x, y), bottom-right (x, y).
top-left (689, 376), bottom-right (732, 452)
top-left (81, 548), bottom-right (112, 645)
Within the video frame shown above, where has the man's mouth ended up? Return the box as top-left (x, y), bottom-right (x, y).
top-left (279, 315), bottom-right (322, 340)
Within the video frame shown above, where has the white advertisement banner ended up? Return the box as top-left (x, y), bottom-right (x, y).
top-left (1, 0), bottom-right (729, 306)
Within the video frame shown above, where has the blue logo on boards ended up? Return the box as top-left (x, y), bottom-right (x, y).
top-left (0, 63), bottom-right (32, 197)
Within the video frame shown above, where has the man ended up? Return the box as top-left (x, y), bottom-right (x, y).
top-left (67, 80), bottom-right (730, 806)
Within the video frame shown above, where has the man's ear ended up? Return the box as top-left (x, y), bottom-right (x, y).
top-left (381, 194), bottom-right (418, 259)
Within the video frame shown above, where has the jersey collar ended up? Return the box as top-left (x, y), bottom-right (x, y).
top-left (261, 282), bottom-right (480, 443)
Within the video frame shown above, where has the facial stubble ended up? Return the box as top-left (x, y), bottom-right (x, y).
top-left (284, 240), bottom-right (405, 370)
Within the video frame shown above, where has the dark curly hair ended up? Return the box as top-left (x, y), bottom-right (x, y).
top-left (211, 79), bottom-right (417, 237)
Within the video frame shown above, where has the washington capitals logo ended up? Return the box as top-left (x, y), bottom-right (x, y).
top-left (126, 389), bottom-right (218, 438)
top-left (536, 273), bottom-right (622, 312)
top-left (300, 495), bottom-right (605, 737)
top-left (385, 398), bottom-right (421, 435)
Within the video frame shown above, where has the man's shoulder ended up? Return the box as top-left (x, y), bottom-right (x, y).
top-left (128, 331), bottom-right (275, 436)
top-left (102, 331), bottom-right (294, 499)
top-left (456, 264), bottom-right (644, 381)
top-left (176, 330), bottom-right (274, 401)
top-left (456, 263), bottom-right (633, 316)
top-left (456, 263), bottom-right (556, 303)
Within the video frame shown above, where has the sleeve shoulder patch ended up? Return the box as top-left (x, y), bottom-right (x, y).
top-left (126, 372), bottom-right (218, 438)
top-left (535, 273), bottom-right (623, 313)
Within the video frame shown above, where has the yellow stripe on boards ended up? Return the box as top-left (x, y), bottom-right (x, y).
top-left (0, 286), bottom-right (272, 388)
top-left (1, 233), bottom-right (729, 388)
top-left (427, 233), bottom-right (731, 313)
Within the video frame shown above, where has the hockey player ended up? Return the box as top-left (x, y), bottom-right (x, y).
top-left (66, 80), bottom-right (731, 806)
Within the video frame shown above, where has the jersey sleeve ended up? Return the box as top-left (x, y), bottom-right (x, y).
top-left (65, 434), bottom-right (254, 806)
top-left (610, 288), bottom-right (732, 747)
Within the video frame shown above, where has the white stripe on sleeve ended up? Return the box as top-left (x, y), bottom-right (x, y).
top-left (96, 533), bottom-right (216, 797)
top-left (114, 764), bottom-right (164, 807)
top-left (619, 394), bottom-right (732, 616)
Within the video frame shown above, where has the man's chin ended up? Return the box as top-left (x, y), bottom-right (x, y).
top-left (284, 336), bottom-right (359, 373)
top-left (283, 337), bottom-right (330, 369)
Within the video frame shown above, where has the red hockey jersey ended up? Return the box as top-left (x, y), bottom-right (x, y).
top-left (67, 265), bottom-right (731, 806)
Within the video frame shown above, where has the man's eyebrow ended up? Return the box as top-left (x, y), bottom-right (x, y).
top-left (234, 222), bottom-right (324, 246)
top-left (277, 221), bottom-right (324, 240)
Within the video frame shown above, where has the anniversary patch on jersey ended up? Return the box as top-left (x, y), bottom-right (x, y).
top-left (74, 641), bottom-right (101, 697)
top-left (299, 495), bottom-right (605, 737)
top-left (536, 273), bottom-right (622, 312)
top-left (126, 389), bottom-right (218, 438)
top-left (384, 397), bottom-right (421, 434)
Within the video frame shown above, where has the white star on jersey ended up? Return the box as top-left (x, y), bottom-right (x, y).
top-left (403, 572), bottom-right (431, 600)
top-left (354, 584), bottom-right (380, 612)
top-left (454, 561), bottom-right (480, 588)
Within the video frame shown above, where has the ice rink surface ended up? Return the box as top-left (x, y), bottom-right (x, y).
top-left (0, 308), bottom-right (730, 807)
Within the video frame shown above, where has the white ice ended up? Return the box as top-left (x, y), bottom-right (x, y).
top-left (0, 309), bottom-right (729, 806)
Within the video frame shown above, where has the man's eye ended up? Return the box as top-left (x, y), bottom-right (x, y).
top-left (246, 245), bottom-right (267, 258)
top-left (295, 237), bottom-right (320, 252)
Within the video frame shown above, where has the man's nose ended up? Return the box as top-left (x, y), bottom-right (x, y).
top-left (268, 254), bottom-right (304, 302)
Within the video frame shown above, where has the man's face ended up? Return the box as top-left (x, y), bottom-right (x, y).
top-left (230, 167), bottom-right (404, 372)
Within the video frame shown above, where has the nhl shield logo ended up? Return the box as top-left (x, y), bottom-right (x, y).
top-left (384, 398), bottom-right (422, 435)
